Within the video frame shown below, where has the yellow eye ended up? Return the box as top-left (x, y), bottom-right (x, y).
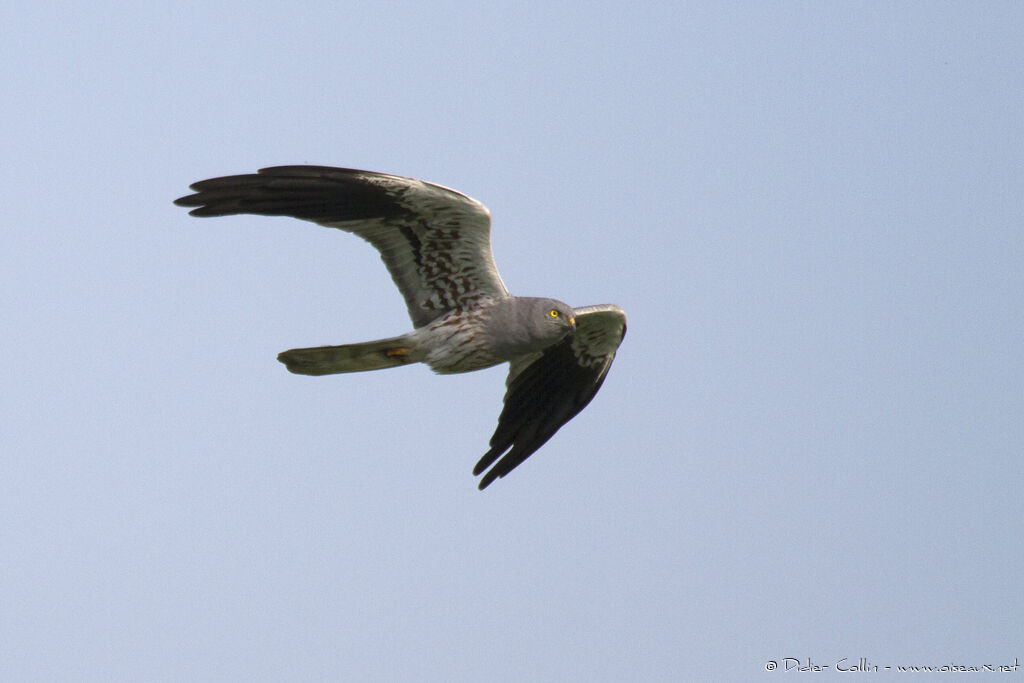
top-left (549, 309), bottom-right (560, 318)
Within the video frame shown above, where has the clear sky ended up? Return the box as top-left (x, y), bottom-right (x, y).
top-left (3, 2), bottom-right (1022, 681)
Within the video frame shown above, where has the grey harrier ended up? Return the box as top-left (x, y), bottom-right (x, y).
top-left (175, 166), bottom-right (626, 489)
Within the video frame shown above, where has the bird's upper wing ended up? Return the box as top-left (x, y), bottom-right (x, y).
top-left (473, 304), bottom-right (627, 489)
top-left (174, 166), bottom-right (509, 328)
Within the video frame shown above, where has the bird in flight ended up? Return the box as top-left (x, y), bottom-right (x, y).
top-left (175, 166), bottom-right (626, 489)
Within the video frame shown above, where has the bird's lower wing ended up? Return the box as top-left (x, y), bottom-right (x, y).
top-left (473, 304), bottom-right (627, 489)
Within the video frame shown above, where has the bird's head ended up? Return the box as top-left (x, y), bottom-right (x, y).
top-left (482, 297), bottom-right (576, 360)
top-left (537, 299), bottom-right (576, 336)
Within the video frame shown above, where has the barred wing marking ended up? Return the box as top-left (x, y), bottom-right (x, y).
top-left (174, 166), bottom-right (509, 328)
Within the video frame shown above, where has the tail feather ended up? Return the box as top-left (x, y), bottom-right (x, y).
top-left (277, 336), bottom-right (417, 375)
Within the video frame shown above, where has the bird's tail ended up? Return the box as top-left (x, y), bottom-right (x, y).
top-left (277, 335), bottom-right (418, 375)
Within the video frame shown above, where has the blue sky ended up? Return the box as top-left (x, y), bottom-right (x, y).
top-left (3, 2), bottom-right (1022, 681)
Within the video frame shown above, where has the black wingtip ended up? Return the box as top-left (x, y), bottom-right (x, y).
top-left (172, 194), bottom-right (210, 215)
top-left (472, 450), bottom-right (495, 477)
top-left (473, 446), bottom-right (504, 489)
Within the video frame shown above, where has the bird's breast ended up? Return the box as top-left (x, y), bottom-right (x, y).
top-left (411, 308), bottom-right (504, 374)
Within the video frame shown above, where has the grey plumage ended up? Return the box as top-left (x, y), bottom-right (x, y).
top-left (175, 166), bottom-right (626, 489)
top-left (277, 335), bottom-right (415, 375)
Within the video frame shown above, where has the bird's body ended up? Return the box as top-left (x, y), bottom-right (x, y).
top-left (175, 166), bottom-right (625, 489)
top-left (278, 296), bottom-right (575, 375)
